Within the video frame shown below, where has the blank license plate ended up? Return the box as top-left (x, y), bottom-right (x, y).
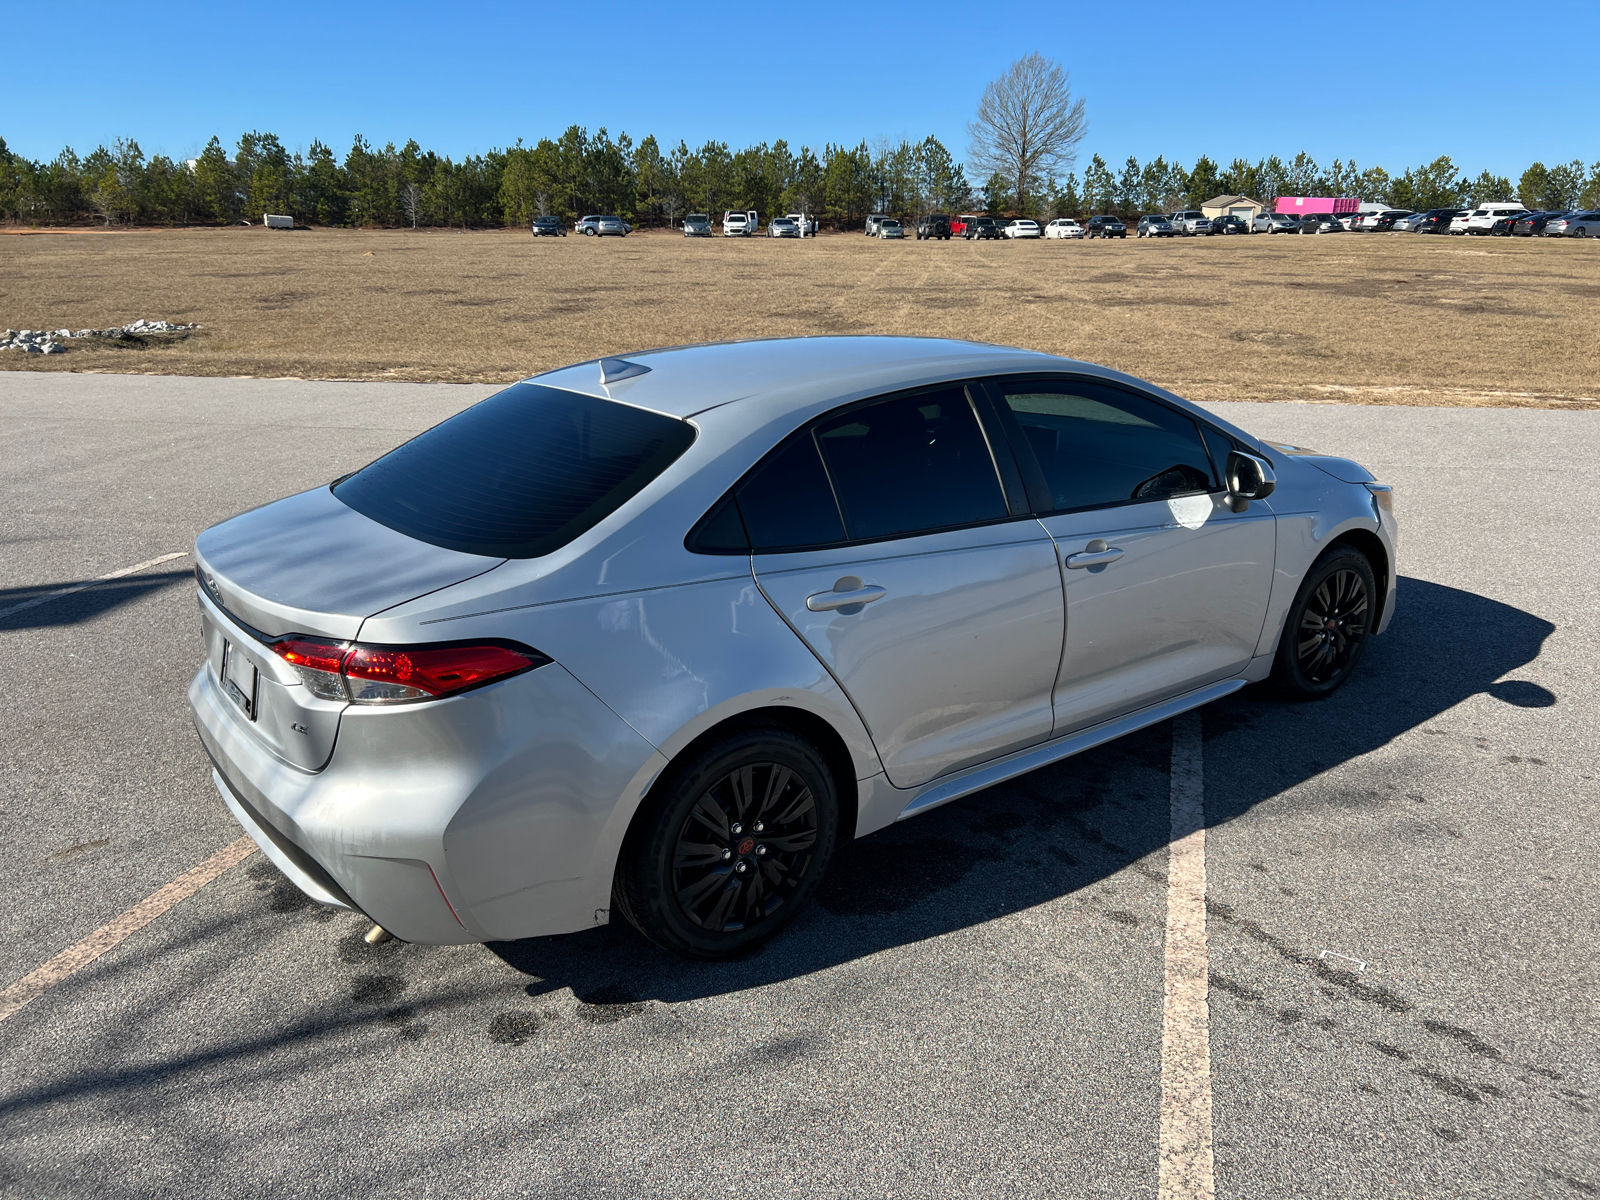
top-left (221, 639), bottom-right (259, 721)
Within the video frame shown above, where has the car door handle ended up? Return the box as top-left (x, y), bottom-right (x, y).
top-left (1064, 542), bottom-right (1124, 569)
top-left (806, 584), bottom-right (887, 612)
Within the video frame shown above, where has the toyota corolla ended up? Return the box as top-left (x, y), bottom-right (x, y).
top-left (189, 337), bottom-right (1397, 959)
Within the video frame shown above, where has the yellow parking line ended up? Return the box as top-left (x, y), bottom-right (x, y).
top-left (0, 551), bottom-right (190, 621)
top-left (0, 837), bottom-right (257, 1023)
top-left (1159, 710), bottom-right (1215, 1199)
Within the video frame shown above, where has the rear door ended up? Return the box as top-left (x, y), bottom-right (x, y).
top-left (746, 384), bottom-right (1064, 789)
top-left (981, 377), bottom-right (1277, 734)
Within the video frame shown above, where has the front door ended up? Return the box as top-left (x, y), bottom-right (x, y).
top-left (981, 377), bottom-right (1276, 734)
top-left (740, 384), bottom-right (1064, 789)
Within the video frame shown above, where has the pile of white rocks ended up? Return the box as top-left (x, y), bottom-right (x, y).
top-left (1, 319), bottom-right (202, 355)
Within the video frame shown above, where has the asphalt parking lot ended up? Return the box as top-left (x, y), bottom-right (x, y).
top-left (1, 370), bottom-right (1595, 1199)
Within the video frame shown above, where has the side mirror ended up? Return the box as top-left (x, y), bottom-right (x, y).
top-left (1225, 451), bottom-right (1277, 513)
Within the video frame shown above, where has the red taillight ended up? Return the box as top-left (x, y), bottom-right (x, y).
top-left (275, 637), bottom-right (347, 674)
top-left (344, 643), bottom-right (541, 701)
top-left (271, 637), bottom-right (546, 704)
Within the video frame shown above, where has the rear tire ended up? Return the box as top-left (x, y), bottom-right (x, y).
top-left (613, 726), bottom-right (839, 960)
top-left (1271, 546), bottom-right (1377, 701)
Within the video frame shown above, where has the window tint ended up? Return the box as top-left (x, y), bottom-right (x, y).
top-left (814, 387), bottom-right (1007, 541)
top-left (993, 382), bottom-right (1218, 512)
top-left (736, 433), bottom-right (847, 551)
top-left (333, 382), bottom-right (694, 559)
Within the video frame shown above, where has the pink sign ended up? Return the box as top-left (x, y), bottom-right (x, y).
top-left (1275, 196), bottom-right (1360, 215)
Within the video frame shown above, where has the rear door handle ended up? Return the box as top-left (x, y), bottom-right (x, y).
top-left (806, 583), bottom-right (887, 612)
top-left (1064, 540), bottom-right (1124, 569)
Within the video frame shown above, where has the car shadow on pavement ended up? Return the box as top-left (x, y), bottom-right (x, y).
top-left (488, 576), bottom-right (1557, 1004)
top-left (0, 569), bottom-right (192, 631)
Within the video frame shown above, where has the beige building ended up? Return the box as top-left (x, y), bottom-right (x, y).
top-left (1201, 194), bottom-right (1267, 222)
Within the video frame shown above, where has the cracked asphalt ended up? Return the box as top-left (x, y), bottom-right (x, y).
top-left (0, 372), bottom-right (1594, 1198)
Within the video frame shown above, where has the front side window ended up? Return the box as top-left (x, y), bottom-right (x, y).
top-left (334, 383), bottom-right (695, 558)
top-left (989, 381), bottom-right (1217, 514)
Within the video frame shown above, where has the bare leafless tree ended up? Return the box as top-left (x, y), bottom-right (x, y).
top-left (399, 181), bottom-right (422, 229)
top-left (967, 53), bottom-right (1087, 214)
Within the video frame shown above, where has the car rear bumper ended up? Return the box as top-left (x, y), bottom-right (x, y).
top-left (189, 647), bottom-right (668, 944)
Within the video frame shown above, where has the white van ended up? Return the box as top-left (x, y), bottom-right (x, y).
top-left (1465, 203), bottom-right (1527, 234)
top-left (722, 211), bottom-right (757, 237)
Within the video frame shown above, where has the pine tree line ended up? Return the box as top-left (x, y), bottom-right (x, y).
top-left (2, 131), bottom-right (1595, 229)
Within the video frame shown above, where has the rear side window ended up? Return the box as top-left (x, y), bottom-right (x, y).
top-left (736, 434), bottom-right (847, 551)
top-left (814, 387), bottom-right (1007, 541)
top-left (333, 382), bottom-right (695, 558)
top-left (991, 381), bottom-right (1217, 513)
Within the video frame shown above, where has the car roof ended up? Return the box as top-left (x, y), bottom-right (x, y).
top-left (531, 337), bottom-right (1112, 422)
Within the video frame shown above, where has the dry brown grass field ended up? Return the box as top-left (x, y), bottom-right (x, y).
top-left (2, 226), bottom-right (1596, 407)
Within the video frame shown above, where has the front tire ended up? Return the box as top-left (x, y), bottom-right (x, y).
top-left (1271, 546), bottom-right (1377, 700)
top-left (613, 726), bottom-right (840, 959)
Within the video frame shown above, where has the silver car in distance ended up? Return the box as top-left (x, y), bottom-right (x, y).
top-left (189, 337), bottom-right (1398, 959)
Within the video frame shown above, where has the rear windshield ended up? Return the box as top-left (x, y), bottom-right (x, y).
top-left (333, 383), bottom-right (695, 558)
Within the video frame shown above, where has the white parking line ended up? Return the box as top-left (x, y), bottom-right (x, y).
top-left (1159, 710), bottom-right (1215, 1200)
top-left (0, 837), bottom-right (257, 1024)
top-left (0, 551), bottom-right (190, 621)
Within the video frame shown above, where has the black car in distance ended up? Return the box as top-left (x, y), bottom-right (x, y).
top-left (962, 217), bottom-right (1004, 240)
top-left (916, 214), bottom-right (953, 240)
top-left (1086, 215), bottom-right (1127, 239)
top-left (530, 216), bottom-right (566, 237)
top-left (1416, 209), bottom-right (1466, 234)
top-left (1210, 215), bottom-right (1249, 235)
top-left (1512, 211), bottom-right (1567, 237)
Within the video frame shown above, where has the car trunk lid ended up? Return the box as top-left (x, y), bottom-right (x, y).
top-left (195, 486), bottom-right (505, 641)
top-left (192, 486), bottom-right (506, 771)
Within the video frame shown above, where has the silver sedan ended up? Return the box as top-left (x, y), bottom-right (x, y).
top-left (190, 338), bottom-right (1398, 958)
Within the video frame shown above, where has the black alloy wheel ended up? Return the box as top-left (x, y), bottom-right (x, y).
top-left (1273, 546), bottom-right (1377, 700)
top-left (614, 726), bottom-right (839, 959)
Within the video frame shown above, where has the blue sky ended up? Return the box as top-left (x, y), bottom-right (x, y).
top-left (2, 1), bottom-right (1592, 178)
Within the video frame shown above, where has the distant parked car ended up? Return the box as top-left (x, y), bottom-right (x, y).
top-left (1298, 214), bottom-right (1345, 234)
top-left (1447, 212), bottom-right (1472, 234)
top-left (1487, 212), bottom-right (1524, 236)
top-left (580, 215), bottom-right (628, 237)
top-left (1044, 218), bottom-right (1085, 239)
top-left (1003, 219), bottom-right (1042, 239)
top-left (865, 213), bottom-right (891, 236)
top-left (768, 217), bottom-right (800, 238)
top-left (784, 213), bottom-right (818, 235)
top-left (683, 213), bottom-right (713, 237)
top-left (950, 213), bottom-right (983, 237)
top-left (1085, 215), bottom-right (1127, 239)
top-left (962, 216), bottom-right (1004, 240)
top-left (1137, 215), bottom-right (1177, 238)
top-left (1416, 209), bottom-right (1465, 234)
top-left (1512, 211), bottom-right (1565, 237)
top-left (1562, 211), bottom-right (1600, 237)
top-left (1540, 213), bottom-right (1587, 237)
top-left (530, 216), bottom-right (566, 237)
top-left (917, 213), bottom-right (953, 240)
top-left (1357, 210), bottom-right (1412, 232)
top-left (1211, 214), bottom-right (1250, 235)
top-left (877, 218), bottom-right (906, 239)
top-left (1465, 203), bottom-right (1528, 234)
top-left (1168, 210), bottom-right (1212, 236)
top-left (1255, 212), bottom-right (1299, 233)
top-left (722, 212), bottom-right (752, 237)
